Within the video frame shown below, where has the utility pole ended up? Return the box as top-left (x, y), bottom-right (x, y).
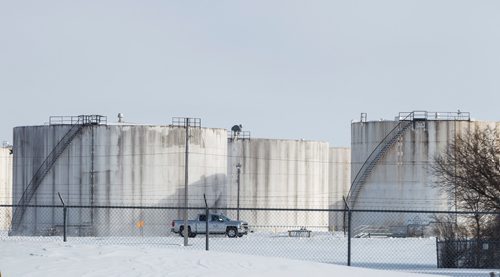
top-left (172, 117), bottom-right (201, 247)
top-left (184, 118), bottom-right (190, 246)
top-left (236, 163), bottom-right (241, 221)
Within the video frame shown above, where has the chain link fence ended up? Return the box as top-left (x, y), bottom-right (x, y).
top-left (1, 204), bottom-right (499, 276)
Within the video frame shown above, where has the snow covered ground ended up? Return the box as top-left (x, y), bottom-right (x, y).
top-left (0, 232), bottom-right (497, 276)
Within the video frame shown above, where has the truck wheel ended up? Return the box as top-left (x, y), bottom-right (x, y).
top-left (226, 227), bottom-right (238, 238)
top-left (179, 226), bottom-right (193, 238)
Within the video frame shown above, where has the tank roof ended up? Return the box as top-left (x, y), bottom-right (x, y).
top-left (354, 110), bottom-right (472, 123)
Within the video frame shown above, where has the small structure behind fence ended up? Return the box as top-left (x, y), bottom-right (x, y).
top-left (437, 239), bottom-right (500, 269)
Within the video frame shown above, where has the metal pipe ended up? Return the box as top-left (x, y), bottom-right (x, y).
top-left (63, 207), bottom-right (67, 242)
top-left (236, 163), bottom-right (241, 221)
top-left (204, 194), bottom-right (209, 251)
top-left (184, 118), bottom-right (190, 246)
top-left (90, 126), bottom-right (95, 232)
top-left (347, 210), bottom-right (352, 266)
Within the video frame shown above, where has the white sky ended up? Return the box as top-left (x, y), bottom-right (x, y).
top-left (1, 1), bottom-right (499, 147)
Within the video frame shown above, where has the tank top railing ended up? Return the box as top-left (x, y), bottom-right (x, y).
top-left (398, 111), bottom-right (470, 121)
top-left (49, 115), bottom-right (107, 125)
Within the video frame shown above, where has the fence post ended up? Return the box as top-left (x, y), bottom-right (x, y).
top-left (63, 206), bottom-right (67, 242)
top-left (204, 194), bottom-right (209, 251)
top-left (348, 210), bottom-right (352, 266)
top-left (343, 196), bottom-right (351, 266)
top-left (57, 192), bottom-right (67, 242)
top-left (435, 237), bottom-right (440, 268)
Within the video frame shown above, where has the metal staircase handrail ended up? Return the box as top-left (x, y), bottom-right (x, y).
top-left (11, 119), bottom-right (86, 232)
top-left (347, 112), bottom-right (414, 207)
top-left (228, 130), bottom-right (251, 141)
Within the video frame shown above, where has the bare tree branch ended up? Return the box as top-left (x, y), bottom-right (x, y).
top-left (432, 126), bottom-right (500, 239)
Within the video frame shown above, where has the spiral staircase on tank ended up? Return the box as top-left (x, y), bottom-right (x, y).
top-left (346, 112), bottom-right (416, 209)
top-left (10, 115), bottom-right (106, 233)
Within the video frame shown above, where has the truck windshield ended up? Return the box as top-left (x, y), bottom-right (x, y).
top-left (219, 215), bottom-right (230, 221)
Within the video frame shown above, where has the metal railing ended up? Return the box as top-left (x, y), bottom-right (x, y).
top-left (171, 117), bottom-right (202, 128)
top-left (49, 115), bottom-right (107, 125)
top-left (398, 111), bottom-right (471, 121)
top-left (228, 130), bottom-right (251, 141)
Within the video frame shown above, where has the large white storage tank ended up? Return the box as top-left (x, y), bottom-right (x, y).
top-left (0, 146), bottom-right (13, 231)
top-left (227, 137), bottom-right (329, 231)
top-left (12, 115), bottom-right (227, 236)
top-left (349, 111), bottom-right (500, 231)
top-left (328, 147), bottom-right (350, 230)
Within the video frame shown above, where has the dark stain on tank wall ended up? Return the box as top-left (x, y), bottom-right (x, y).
top-left (165, 127), bottom-right (184, 147)
top-left (189, 128), bottom-right (203, 146)
top-left (249, 141), bottom-right (258, 210)
top-left (161, 135), bottom-right (168, 148)
top-left (163, 127), bottom-right (208, 147)
top-left (156, 173), bottom-right (227, 232)
top-left (264, 141), bottom-right (271, 213)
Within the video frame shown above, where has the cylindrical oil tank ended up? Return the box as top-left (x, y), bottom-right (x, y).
top-left (0, 146), bottom-right (13, 231)
top-left (12, 119), bottom-right (227, 236)
top-left (350, 111), bottom-right (500, 232)
top-left (328, 147), bottom-right (350, 231)
top-left (228, 138), bottom-right (329, 231)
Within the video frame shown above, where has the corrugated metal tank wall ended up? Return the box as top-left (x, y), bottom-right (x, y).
top-left (350, 119), bottom-right (500, 229)
top-left (228, 138), bottom-right (329, 231)
top-left (0, 147), bottom-right (12, 231)
top-left (328, 147), bottom-right (350, 230)
top-left (13, 124), bottom-right (227, 236)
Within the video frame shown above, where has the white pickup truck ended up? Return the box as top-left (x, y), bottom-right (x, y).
top-left (171, 213), bottom-right (249, 238)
